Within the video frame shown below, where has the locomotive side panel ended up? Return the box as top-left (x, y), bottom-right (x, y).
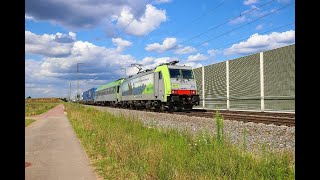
top-left (121, 72), bottom-right (156, 101)
top-left (95, 78), bottom-right (124, 103)
top-left (95, 86), bottom-right (117, 102)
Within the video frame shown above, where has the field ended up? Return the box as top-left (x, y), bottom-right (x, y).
top-left (25, 98), bottom-right (63, 103)
top-left (25, 98), bottom-right (62, 116)
top-left (65, 103), bottom-right (295, 179)
top-left (25, 119), bottom-right (36, 127)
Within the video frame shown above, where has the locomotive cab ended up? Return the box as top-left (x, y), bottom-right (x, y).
top-left (154, 61), bottom-right (200, 111)
top-left (167, 65), bottom-right (200, 110)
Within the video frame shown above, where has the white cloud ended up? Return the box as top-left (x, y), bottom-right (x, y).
top-left (25, 31), bottom-right (76, 57)
top-left (154, 0), bottom-right (172, 4)
top-left (142, 56), bottom-right (179, 68)
top-left (187, 53), bottom-right (208, 62)
top-left (116, 4), bottom-right (167, 36)
top-left (244, 0), bottom-right (258, 5)
top-left (25, 31), bottom-right (137, 98)
top-left (228, 4), bottom-right (269, 25)
top-left (224, 30), bottom-right (295, 55)
top-left (25, 15), bottom-right (34, 20)
top-left (25, 60), bottom-right (71, 98)
top-left (27, 0), bottom-right (123, 29)
top-left (26, 1), bottom-right (169, 36)
top-left (174, 46), bottom-right (197, 55)
top-left (134, 57), bottom-right (202, 70)
top-left (55, 32), bottom-right (77, 43)
top-left (47, 41), bottom-right (135, 74)
top-left (112, 38), bottom-right (132, 51)
top-left (207, 49), bottom-right (219, 57)
top-left (277, 0), bottom-right (291, 4)
top-left (69, 32), bottom-right (76, 39)
top-left (255, 24), bottom-right (264, 30)
top-left (145, 37), bottom-right (177, 53)
top-left (179, 62), bottom-right (203, 68)
top-left (202, 42), bottom-right (209, 46)
top-left (229, 15), bottom-right (247, 25)
top-left (126, 56), bottom-right (180, 75)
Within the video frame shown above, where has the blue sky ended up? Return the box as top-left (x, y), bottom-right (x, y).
top-left (25, 0), bottom-right (295, 98)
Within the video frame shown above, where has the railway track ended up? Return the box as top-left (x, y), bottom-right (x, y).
top-left (170, 110), bottom-right (295, 127)
top-left (87, 105), bottom-right (295, 127)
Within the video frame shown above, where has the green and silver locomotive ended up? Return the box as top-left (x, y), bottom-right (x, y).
top-left (91, 61), bottom-right (200, 111)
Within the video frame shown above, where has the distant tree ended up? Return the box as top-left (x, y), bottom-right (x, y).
top-left (26, 96), bottom-right (31, 99)
top-left (59, 98), bottom-right (68, 102)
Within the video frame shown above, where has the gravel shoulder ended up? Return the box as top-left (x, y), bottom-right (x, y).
top-left (89, 106), bottom-right (295, 154)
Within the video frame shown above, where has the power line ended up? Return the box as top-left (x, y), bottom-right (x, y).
top-left (153, 0), bottom-right (288, 56)
top-left (136, 0), bottom-right (226, 57)
top-left (193, 21), bottom-right (295, 59)
top-left (89, 0), bottom-right (151, 43)
top-left (69, 81), bottom-right (71, 101)
top-left (117, 0), bottom-right (153, 36)
top-left (95, 0), bottom-right (152, 55)
top-left (170, 0), bottom-right (226, 37)
top-left (177, 0), bottom-right (277, 46)
top-left (151, 0), bottom-right (277, 56)
top-left (76, 63), bottom-right (84, 102)
top-left (220, 22), bottom-right (295, 49)
top-left (194, 3), bottom-right (294, 47)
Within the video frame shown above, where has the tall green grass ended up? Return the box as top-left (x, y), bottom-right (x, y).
top-left (65, 104), bottom-right (295, 179)
top-left (25, 98), bottom-right (62, 103)
top-left (25, 102), bottom-right (60, 116)
top-left (25, 119), bottom-right (35, 127)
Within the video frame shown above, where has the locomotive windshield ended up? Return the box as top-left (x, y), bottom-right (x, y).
top-left (181, 69), bottom-right (194, 79)
top-left (169, 69), bottom-right (181, 78)
top-left (169, 69), bottom-right (194, 79)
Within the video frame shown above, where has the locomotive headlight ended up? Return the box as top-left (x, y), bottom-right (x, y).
top-left (191, 90), bottom-right (196, 94)
top-left (171, 90), bottom-right (178, 94)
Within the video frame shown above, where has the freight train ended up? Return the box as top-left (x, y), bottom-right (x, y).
top-left (81, 61), bottom-right (200, 111)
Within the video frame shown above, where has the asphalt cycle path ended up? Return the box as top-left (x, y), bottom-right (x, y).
top-left (25, 104), bottom-right (98, 180)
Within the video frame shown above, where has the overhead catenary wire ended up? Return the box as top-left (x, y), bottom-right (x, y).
top-left (170, 0), bottom-right (226, 37)
top-left (137, 0), bottom-right (227, 58)
top-left (220, 22), bottom-right (295, 49)
top-left (117, 0), bottom-right (153, 36)
top-left (177, 0), bottom-right (277, 46)
top-left (96, 0), bottom-right (153, 57)
top-left (89, 0), bottom-right (154, 84)
top-left (144, 1), bottom-right (279, 69)
top-left (92, 0), bottom-right (292, 77)
top-left (192, 21), bottom-right (295, 60)
top-left (149, 3), bottom-right (294, 68)
top-left (157, 0), bottom-right (277, 54)
top-left (75, 1), bottom-right (295, 101)
top-left (194, 3), bottom-right (294, 48)
top-left (159, 1), bottom-right (292, 56)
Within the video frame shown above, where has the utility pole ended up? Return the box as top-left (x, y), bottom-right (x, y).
top-left (76, 63), bottom-right (84, 102)
top-left (120, 66), bottom-right (127, 76)
top-left (69, 81), bottom-right (71, 101)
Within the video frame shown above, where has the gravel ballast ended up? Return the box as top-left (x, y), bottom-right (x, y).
top-left (90, 106), bottom-right (295, 154)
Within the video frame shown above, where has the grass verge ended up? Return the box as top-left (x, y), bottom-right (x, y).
top-left (65, 103), bottom-right (295, 179)
top-left (25, 98), bottom-right (62, 103)
top-left (25, 119), bottom-right (36, 127)
top-left (25, 102), bottom-right (60, 116)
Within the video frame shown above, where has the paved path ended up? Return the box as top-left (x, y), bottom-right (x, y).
top-left (25, 104), bottom-right (98, 180)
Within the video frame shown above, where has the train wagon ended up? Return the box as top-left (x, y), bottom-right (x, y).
top-left (94, 78), bottom-right (124, 106)
top-left (119, 61), bottom-right (200, 111)
top-left (82, 88), bottom-right (96, 105)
